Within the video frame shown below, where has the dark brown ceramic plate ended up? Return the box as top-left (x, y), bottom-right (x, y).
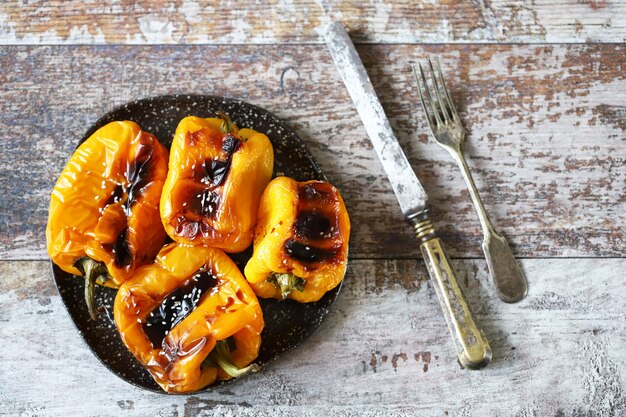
top-left (51, 95), bottom-right (341, 393)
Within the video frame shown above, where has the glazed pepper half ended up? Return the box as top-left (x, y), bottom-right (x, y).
top-left (160, 114), bottom-right (274, 252)
top-left (114, 243), bottom-right (264, 393)
top-left (244, 177), bottom-right (350, 302)
top-left (47, 121), bottom-right (169, 319)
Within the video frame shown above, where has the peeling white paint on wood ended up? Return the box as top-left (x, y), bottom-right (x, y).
top-left (1, 1), bottom-right (626, 45)
top-left (1, 259), bottom-right (625, 416)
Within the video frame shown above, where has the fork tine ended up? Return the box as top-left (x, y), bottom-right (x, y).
top-left (418, 63), bottom-right (443, 127)
top-left (428, 58), bottom-right (451, 123)
top-left (435, 57), bottom-right (459, 121)
top-left (412, 65), bottom-right (436, 134)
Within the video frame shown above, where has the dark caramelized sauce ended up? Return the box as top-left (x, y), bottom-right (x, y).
top-left (221, 134), bottom-right (240, 154)
top-left (142, 269), bottom-right (219, 348)
top-left (104, 184), bottom-right (125, 207)
top-left (101, 136), bottom-right (160, 267)
top-left (187, 189), bottom-right (221, 217)
top-left (284, 182), bottom-right (343, 265)
top-left (124, 140), bottom-right (156, 215)
top-left (192, 134), bottom-right (241, 190)
top-left (112, 227), bottom-right (132, 268)
top-left (102, 138), bottom-right (157, 213)
top-left (195, 159), bottom-right (230, 188)
top-left (284, 239), bottom-right (336, 262)
top-left (294, 210), bottom-right (332, 239)
top-left (170, 131), bottom-right (242, 238)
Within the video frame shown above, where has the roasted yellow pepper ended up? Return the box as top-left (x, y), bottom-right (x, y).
top-left (244, 177), bottom-right (350, 302)
top-left (160, 114), bottom-right (273, 252)
top-left (47, 121), bottom-right (169, 319)
top-left (114, 243), bottom-right (264, 393)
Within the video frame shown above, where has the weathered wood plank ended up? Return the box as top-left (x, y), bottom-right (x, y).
top-left (1, 1), bottom-right (626, 45)
top-left (1, 44), bottom-right (625, 260)
top-left (1, 259), bottom-right (625, 416)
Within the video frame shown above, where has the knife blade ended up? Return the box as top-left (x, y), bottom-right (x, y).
top-left (324, 21), bottom-right (492, 369)
top-left (323, 23), bottom-right (427, 219)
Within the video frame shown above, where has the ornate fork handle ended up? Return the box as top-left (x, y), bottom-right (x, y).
top-left (451, 150), bottom-right (528, 303)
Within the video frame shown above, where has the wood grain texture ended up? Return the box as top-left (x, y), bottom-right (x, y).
top-left (2, 2), bottom-right (624, 415)
top-left (1, 44), bottom-right (625, 260)
top-left (1, 259), bottom-right (625, 416)
top-left (1, 0), bottom-right (626, 45)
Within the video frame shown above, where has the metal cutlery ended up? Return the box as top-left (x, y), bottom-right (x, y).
top-left (324, 21), bottom-right (491, 369)
top-left (413, 58), bottom-right (528, 303)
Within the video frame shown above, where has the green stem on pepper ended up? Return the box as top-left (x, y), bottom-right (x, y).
top-left (205, 339), bottom-right (260, 378)
top-left (267, 272), bottom-right (306, 300)
top-left (73, 257), bottom-right (109, 320)
top-left (217, 112), bottom-right (235, 134)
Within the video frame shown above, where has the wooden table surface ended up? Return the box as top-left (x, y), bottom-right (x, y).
top-left (1, 2), bottom-right (625, 416)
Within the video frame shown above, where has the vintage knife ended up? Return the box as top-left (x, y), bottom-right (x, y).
top-left (324, 21), bottom-right (491, 369)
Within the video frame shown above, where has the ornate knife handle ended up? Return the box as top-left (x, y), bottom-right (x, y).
top-left (410, 210), bottom-right (492, 369)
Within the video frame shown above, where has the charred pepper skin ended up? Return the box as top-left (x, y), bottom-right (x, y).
top-left (160, 115), bottom-right (274, 253)
top-left (244, 177), bottom-right (351, 303)
top-left (46, 121), bottom-right (169, 318)
top-left (114, 243), bottom-right (264, 394)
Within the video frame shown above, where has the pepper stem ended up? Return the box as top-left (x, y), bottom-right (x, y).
top-left (217, 111), bottom-right (235, 134)
top-left (208, 339), bottom-right (260, 378)
top-left (267, 272), bottom-right (306, 300)
top-left (73, 257), bottom-right (109, 320)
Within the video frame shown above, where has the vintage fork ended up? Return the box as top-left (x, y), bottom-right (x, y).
top-left (413, 58), bottom-right (528, 303)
